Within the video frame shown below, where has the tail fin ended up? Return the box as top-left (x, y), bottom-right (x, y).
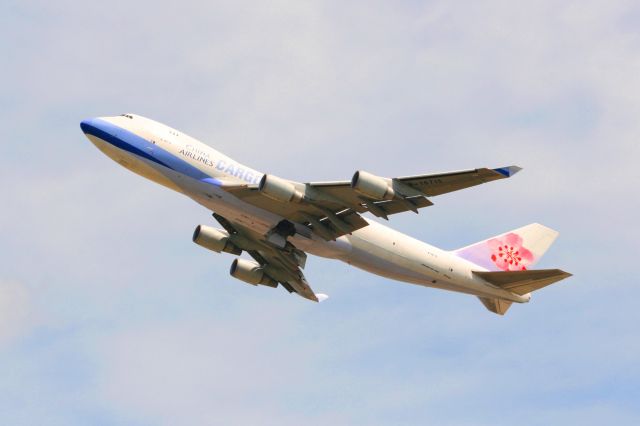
top-left (455, 224), bottom-right (571, 315)
top-left (454, 223), bottom-right (559, 272)
top-left (478, 297), bottom-right (513, 315)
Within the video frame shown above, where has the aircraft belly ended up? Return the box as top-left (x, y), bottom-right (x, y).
top-left (289, 234), bottom-right (353, 259)
top-left (344, 222), bottom-right (528, 301)
top-left (345, 236), bottom-right (436, 284)
top-left (88, 135), bottom-right (183, 192)
top-left (342, 243), bottom-right (512, 298)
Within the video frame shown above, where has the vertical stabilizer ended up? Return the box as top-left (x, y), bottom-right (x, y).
top-left (454, 223), bottom-right (559, 271)
top-left (478, 297), bottom-right (513, 315)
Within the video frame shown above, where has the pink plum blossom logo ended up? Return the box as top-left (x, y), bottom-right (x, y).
top-left (487, 233), bottom-right (534, 271)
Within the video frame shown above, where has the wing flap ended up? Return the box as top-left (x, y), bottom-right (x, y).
top-left (473, 269), bottom-right (572, 295)
top-left (370, 196), bottom-right (434, 216)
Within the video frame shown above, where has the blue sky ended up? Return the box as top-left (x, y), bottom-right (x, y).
top-left (1, 1), bottom-right (639, 424)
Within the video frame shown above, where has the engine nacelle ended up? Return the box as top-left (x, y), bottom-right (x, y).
top-left (258, 174), bottom-right (303, 203)
top-left (192, 225), bottom-right (242, 255)
top-left (351, 170), bottom-right (395, 200)
top-left (230, 258), bottom-right (278, 287)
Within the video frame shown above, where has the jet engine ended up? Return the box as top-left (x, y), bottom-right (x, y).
top-left (230, 258), bottom-right (278, 287)
top-left (258, 174), bottom-right (303, 203)
top-left (351, 170), bottom-right (395, 200)
top-left (192, 225), bottom-right (242, 255)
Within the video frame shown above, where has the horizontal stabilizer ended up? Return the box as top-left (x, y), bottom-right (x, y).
top-left (474, 269), bottom-right (572, 295)
top-left (478, 297), bottom-right (513, 315)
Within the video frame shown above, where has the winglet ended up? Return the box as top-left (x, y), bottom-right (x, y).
top-left (492, 165), bottom-right (522, 178)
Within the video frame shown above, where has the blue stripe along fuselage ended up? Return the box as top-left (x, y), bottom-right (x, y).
top-left (80, 118), bottom-right (213, 182)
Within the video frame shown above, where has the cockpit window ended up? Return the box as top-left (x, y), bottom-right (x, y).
top-left (120, 114), bottom-right (134, 119)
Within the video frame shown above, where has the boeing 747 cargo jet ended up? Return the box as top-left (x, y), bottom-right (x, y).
top-left (81, 113), bottom-right (571, 315)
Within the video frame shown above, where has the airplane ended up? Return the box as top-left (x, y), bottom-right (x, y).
top-left (80, 113), bottom-right (571, 315)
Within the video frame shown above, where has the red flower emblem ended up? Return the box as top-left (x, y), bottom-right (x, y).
top-left (487, 233), bottom-right (534, 271)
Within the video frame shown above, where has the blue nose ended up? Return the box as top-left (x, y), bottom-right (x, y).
top-left (80, 118), bottom-right (98, 135)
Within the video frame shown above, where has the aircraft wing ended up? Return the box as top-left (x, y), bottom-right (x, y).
top-left (309, 166), bottom-right (521, 204)
top-left (220, 166), bottom-right (521, 241)
top-left (213, 214), bottom-right (321, 302)
top-left (394, 166), bottom-right (522, 196)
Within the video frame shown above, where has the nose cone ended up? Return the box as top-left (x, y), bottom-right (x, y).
top-left (80, 117), bottom-right (114, 149)
top-left (80, 117), bottom-right (114, 144)
top-left (80, 117), bottom-right (99, 135)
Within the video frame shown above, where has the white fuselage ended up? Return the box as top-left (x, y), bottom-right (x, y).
top-left (81, 114), bottom-right (529, 303)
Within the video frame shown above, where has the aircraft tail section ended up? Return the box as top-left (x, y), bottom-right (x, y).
top-left (454, 223), bottom-right (559, 272)
top-left (455, 224), bottom-right (571, 315)
top-left (474, 269), bottom-right (572, 315)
